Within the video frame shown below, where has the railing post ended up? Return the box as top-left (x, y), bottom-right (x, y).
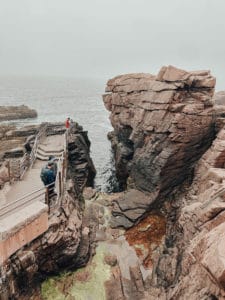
top-left (62, 155), bottom-right (65, 179)
top-left (45, 188), bottom-right (50, 212)
top-left (7, 160), bottom-right (11, 184)
top-left (59, 172), bottom-right (62, 196)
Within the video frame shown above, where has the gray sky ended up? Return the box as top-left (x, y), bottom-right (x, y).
top-left (0, 0), bottom-right (225, 89)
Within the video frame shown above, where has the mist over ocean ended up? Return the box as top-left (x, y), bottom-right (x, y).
top-left (0, 76), bottom-right (116, 192)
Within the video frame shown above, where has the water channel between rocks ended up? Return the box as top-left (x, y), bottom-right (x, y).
top-left (41, 192), bottom-right (166, 300)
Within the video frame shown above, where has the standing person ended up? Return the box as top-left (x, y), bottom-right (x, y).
top-left (24, 141), bottom-right (32, 154)
top-left (40, 162), bottom-right (56, 200)
top-left (65, 117), bottom-right (70, 129)
top-left (48, 155), bottom-right (58, 179)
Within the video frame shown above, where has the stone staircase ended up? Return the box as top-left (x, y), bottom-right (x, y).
top-left (36, 145), bottom-right (64, 161)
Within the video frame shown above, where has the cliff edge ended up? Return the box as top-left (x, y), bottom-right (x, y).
top-left (101, 66), bottom-right (225, 299)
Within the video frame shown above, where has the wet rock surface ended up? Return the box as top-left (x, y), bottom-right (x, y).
top-left (40, 191), bottom-right (162, 300)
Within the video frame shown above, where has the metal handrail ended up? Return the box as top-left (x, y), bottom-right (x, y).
top-left (2, 126), bottom-right (69, 219)
top-left (29, 123), bottom-right (48, 169)
top-left (6, 123), bottom-right (49, 182)
top-left (0, 183), bottom-right (53, 219)
top-left (55, 151), bottom-right (65, 203)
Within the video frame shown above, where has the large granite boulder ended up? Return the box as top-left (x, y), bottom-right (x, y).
top-left (103, 65), bottom-right (216, 205)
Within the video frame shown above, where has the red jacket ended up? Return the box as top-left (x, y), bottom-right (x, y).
top-left (65, 119), bottom-right (70, 129)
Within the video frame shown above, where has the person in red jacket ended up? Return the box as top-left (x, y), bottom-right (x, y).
top-left (65, 117), bottom-right (70, 129)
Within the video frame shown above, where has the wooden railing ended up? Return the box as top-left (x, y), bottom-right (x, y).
top-left (19, 153), bottom-right (29, 180)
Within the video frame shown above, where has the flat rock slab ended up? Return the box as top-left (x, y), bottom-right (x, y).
top-left (110, 215), bottom-right (134, 229)
top-left (110, 189), bottom-right (152, 228)
top-left (113, 189), bottom-right (151, 211)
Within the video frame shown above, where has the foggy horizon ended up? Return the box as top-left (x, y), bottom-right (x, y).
top-left (1, 0), bottom-right (225, 89)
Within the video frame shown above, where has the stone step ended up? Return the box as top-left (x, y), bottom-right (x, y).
top-left (36, 148), bottom-right (63, 161)
top-left (38, 146), bottom-right (64, 154)
top-left (36, 154), bottom-right (61, 161)
top-left (37, 151), bottom-right (64, 157)
top-left (37, 148), bottom-right (63, 155)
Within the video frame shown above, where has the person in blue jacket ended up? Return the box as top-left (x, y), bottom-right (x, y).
top-left (48, 155), bottom-right (58, 179)
top-left (40, 161), bottom-right (56, 199)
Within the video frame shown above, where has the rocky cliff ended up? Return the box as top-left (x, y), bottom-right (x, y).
top-left (2, 66), bottom-right (225, 300)
top-left (101, 66), bottom-right (225, 299)
top-left (0, 123), bottom-right (96, 300)
top-left (103, 65), bottom-right (216, 227)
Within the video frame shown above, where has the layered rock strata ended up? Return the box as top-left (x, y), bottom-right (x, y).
top-left (100, 66), bottom-right (225, 299)
top-left (151, 125), bottom-right (225, 299)
top-left (0, 123), bottom-right (96, 300)
top-left (103, 65), bottom-right (216, 227)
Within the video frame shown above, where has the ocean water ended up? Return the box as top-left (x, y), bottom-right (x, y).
top-left (0, 76), bottom-right (117, 192)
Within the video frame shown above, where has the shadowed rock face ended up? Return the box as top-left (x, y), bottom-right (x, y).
top-left (103, 65), bottom-right (216, 204)
top-left (68, 123), bottom-right (96, 191)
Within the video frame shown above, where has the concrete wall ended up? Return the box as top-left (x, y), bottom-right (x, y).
top-left (0, 203), bottom-right (49, 265)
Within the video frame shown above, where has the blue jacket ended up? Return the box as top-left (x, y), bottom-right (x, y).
top-left (40, 167), bottom-right (55, 186)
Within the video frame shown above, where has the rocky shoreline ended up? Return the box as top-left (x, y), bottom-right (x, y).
top-left (0, 105), bottom-right (37, 122)
top-left (2, 65), bottom-right (225, 299)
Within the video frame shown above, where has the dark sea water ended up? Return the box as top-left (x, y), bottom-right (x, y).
top-left (0, 76), bottom-right (117, 192)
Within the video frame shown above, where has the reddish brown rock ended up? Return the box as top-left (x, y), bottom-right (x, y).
top-left (103, 65), bottom-right (216, 203)
top-left (101, 66), bottom-right (225, 299)
top-left (153, 124), bottom-right (225, 299)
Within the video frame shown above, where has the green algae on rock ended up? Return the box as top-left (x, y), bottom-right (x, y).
top-left (41, 243), bottom-right (111, 300)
